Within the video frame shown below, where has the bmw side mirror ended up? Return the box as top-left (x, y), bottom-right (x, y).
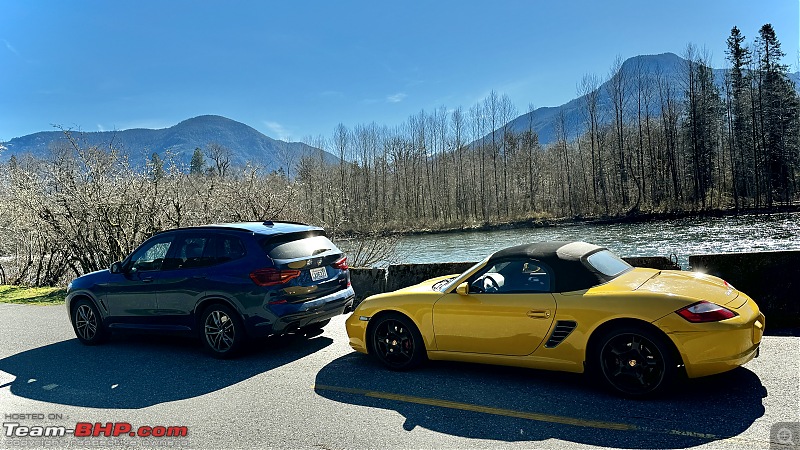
top-left (110, 262), bottom-right (123, 274)
top-left (456, 282), bottom-right (469, 296)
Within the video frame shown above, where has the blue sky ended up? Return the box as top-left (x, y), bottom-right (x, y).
top-left (1, 0), bottom-right (798, 143)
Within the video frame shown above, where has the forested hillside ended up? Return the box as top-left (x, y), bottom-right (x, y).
top-left (294, 24), bottom-right (800, 229)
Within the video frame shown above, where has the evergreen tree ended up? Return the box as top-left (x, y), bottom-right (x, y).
top-left (757, 24), bottom-right (799, 203)
top-left (725, 26), bottom-right (753, 205)
top-left (190, 148), bottom-right (206, 175)
top-left (150, 152), bottom-right (165, 181)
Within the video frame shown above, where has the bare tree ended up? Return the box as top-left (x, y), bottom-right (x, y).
top-left (205, 142), bottom-right (232, 177)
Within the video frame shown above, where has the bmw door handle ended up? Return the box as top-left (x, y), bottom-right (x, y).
top-left (141, 277), bottom-right (153, 283)
top-left (527, 310), bottom-right (551, 319)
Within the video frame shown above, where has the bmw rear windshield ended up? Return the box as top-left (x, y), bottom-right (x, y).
top-left (261, 233), bottom-right (341, 260)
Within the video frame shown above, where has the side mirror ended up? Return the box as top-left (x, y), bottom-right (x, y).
top-left (110, 262), bottom-right (123, 274)
top-left (455, 282), bottom-right (469, 296)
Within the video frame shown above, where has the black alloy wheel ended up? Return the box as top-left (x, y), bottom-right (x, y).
top-left (369, 314), bottom-right (425, 370)
top-left (201, 304), bottom-right (244, 358)
top-left (597, 327), bottom-right (676, 397)
top-left (72, 299), bottom-right (108, 345)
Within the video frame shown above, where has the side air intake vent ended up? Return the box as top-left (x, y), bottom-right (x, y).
top-left (544, 320), bottom-right (577, 348)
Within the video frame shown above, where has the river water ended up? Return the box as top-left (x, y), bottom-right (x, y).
top-left (393, 212), bottom-right (800, 269)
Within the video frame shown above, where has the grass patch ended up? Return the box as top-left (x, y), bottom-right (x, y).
top-left (0, 285), bottom-right (66, 305)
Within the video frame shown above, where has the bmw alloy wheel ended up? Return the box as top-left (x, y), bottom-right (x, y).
top-left (204, 310), bottom-right (236, 353)
top-left (75, 304), bottom-right (98, 341)
top-left (71, 299), bottom-right (108, 345)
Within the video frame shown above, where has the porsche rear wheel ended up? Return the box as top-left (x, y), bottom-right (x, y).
top-left (369, 314), bottom-right (425, 371)
top-left (596, 327), bottom-right (676, 397)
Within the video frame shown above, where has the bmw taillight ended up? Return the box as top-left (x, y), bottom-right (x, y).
top-left (332, 256), bottom-right (348, 270)
top-left (676, 301), bottom-right (737, 323)
top-left (249, 268), bottom-right (301, 286)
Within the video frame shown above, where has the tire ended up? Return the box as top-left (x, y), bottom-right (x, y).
top-left (368, 313), bottom-right (426, 371)
top-left (593, 326), bottom-right (677, 398)
top-left (71, 299), bottom-right (109, 345)
top-left (200, 304), bottom-right (245, 359)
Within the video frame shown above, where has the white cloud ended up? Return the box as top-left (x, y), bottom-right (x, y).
top-left (2, 39), bottom-right (19, 56)
top-left (264, 121), bottom-right (291, 141)
top-left (97, 124), bottom-right (106, 132)
top-left (386, 93), bottom-right (407, 103)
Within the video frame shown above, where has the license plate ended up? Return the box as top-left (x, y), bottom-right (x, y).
top-left (310, 266), bottom-right (328, 281)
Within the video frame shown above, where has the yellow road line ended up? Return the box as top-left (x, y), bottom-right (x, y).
top-left (314, 384), bottom-right (634, 431)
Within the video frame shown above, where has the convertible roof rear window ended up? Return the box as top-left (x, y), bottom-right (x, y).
top-left (587, 250), bottom-right (632, 278)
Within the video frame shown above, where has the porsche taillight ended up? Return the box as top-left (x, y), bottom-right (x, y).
top-left (676, 301), bottom-right (737, 323)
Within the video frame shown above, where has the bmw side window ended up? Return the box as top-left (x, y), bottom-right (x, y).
top-left (129, 237), bottom-right (173, 272)
top-left (177, 236), bottom-right (212, 269)
top-left (161, 235), bottom-right (216, 270)
top-left (216, 236), bottom-right (246, 263)
top-left (171, 234), bottom-right (246, 268)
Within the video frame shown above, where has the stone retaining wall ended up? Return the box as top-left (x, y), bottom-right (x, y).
top-left (690, 251), bottom-right (800, 328)
top-left (351, 256), bottom-right (677, 302)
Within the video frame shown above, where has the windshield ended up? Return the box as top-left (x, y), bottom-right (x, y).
top-left (264, 235), bottom-right (338, 260)
top-left (439, 257), bottom-right (490, 292)
top-left (586, 250), bottom-right (633, 278)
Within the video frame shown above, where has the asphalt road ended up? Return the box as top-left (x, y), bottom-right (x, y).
top-left (0, 303), bottom-right (797, 450)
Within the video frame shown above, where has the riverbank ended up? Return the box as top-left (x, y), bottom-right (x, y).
top-left (369, 204), bottom-right (800, 237)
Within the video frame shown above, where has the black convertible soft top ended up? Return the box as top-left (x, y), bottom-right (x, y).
top-left (488, 241), bottom-right (613, 292)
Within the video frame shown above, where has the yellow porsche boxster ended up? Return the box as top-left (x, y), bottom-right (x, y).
top-left (345, 241), bottom-right (765, 397)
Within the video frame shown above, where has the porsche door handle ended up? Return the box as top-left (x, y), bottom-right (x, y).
top-left (527, 310), bottom-right (551, 319)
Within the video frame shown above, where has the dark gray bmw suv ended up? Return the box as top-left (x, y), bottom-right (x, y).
top-left (66, 221), bottom-right (355, 358)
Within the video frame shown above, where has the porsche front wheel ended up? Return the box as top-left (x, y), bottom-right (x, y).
top-left (596, 327), bottom-right (676, 397)
top-left (369, 314), bottom-right (426, 370)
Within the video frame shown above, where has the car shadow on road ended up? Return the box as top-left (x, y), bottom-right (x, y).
top-left (314, 353), bottom-right (766, 449)
top-left (0, 331), bottom-right (331, 409)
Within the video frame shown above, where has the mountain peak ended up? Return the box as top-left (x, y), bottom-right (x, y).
top-left (177, 115), bottom-right (241, 126)
top-left (1, 115), bottom-right (336, 172)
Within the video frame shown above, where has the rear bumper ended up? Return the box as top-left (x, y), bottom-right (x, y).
top-left (654, 295), bottom-right (765, 378)
top-left (247, 286), bottom-right (355, 337)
